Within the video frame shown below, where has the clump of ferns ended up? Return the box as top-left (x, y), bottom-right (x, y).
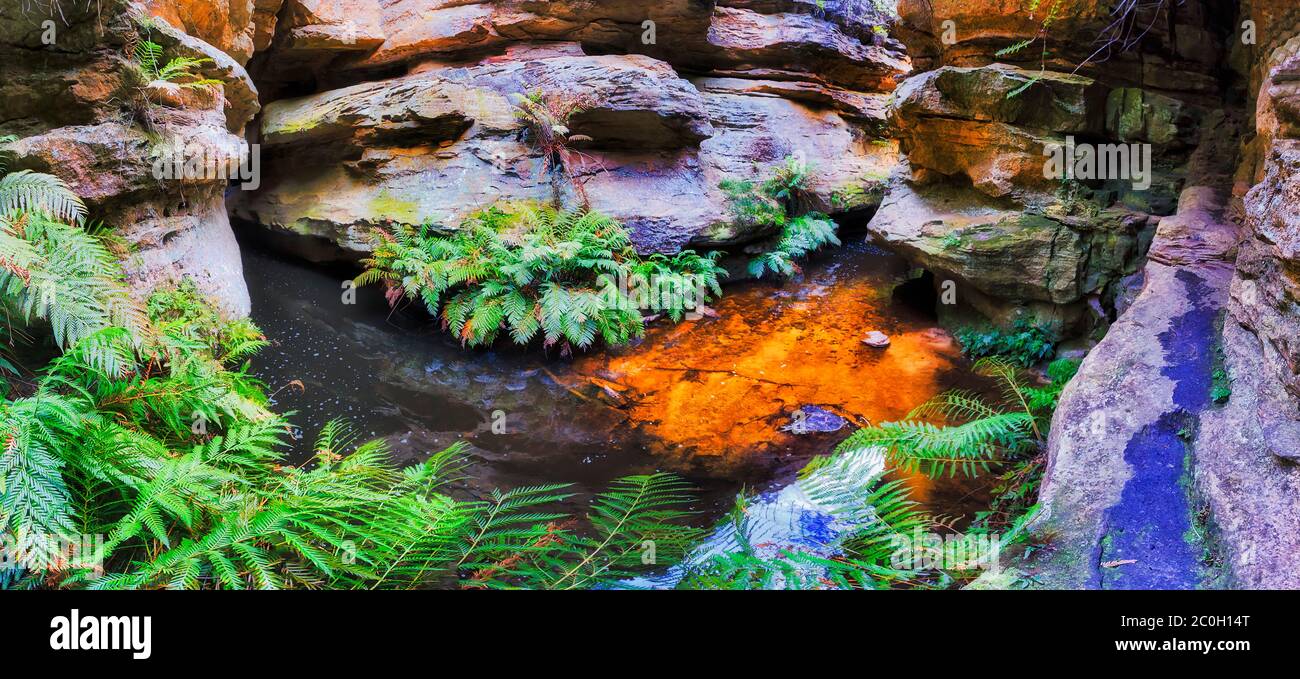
top-left (509, 89), bottom-right (601, 208)
top-left (0, 135), bottom-right (143, 381)
top-left (673, 357), bottom-right (1084, 590)
top-left (356, 204), bottom-right (725, 355)
top-left (836, 356), bottom-right (1079, 535)
top-left (677, 461), bottom-right (945, 590)
top-left (720, 154), bottom-right (841, 279)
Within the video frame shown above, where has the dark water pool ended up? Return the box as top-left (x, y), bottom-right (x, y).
top-left (240, 236), bottom-right (993, 523)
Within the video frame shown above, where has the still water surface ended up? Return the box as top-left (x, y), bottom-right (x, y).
top-left (242, 237), bottom-right (992, 523)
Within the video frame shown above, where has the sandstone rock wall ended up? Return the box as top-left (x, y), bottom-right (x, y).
top-left (227, 0), bottom-right (908, 256)
top-left (1030, 0), bottom-right (1300, 589)
top-left (1190, 0), bottom-right (1300, 587)
top-left (872, 0), bottom-right (1235, 338)
top-left (1, 0), bottom-right (260, 315)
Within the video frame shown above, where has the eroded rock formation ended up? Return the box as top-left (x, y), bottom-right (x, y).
top-left (1, 0), bottom-right (260, 315)
top-left (227, 0), bottom-right (907, 256)
top-left (872, 0), bottom-right (1233, 337)
top-left (6, 0), bottom-right (1300, 589)
top-left (994, 0), bottom-right (1300, 588)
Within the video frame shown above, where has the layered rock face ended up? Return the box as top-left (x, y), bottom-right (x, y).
top-left (1012, 0), bottom-right (1300, 589)
top-left (872, 0), bottom-right (1233, 337)
top-left (1, 0), bottom-right (262, 315)
top-left (1191, 0), bottom-right (1300, 588)
top-left (227, 0), bottom-right (908, 256)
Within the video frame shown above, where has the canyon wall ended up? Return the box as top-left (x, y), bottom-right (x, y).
top-left (876, 0), bottom-right (1234, 338)
top-left (226, 0), bottom-right (908, 257)
top-left (1, 0), bottom-right (260, 315)
top-left (1192, 0), bottom-right (1300, 588)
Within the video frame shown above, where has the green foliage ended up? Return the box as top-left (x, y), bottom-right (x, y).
top-left (721, 155), bottom-right (842, 279)
top-left (836, 358), bottom-right (1049, 478)
top-left (0, 155), bottom-right (710, 590)
top-left (1023, 357), bottom-right (1080, 413)
top-left (719, 177), bottom-right (786, 230)
top-left (1, 136), bottom-right (87, 226)
top-left (0, 259), bottom-right (699, 588)
top-left (467, 473), bottom-right (703, 590)
top-left (747, 214), bottom-right (841, 279)
top-left (1210, 324), bottom-right (1231, 405)
top-left (1211, 369), bottom-right (1231, 404)
top-left (835, 356), bottom-right (1078, 542)
top-left (955, 317), bottom-right (1056, 367)
top-left (131, 39), bottom-right (221, 90)
top-left (358, 204), bottom-right (726, 353)
top-left (678, 460), bottom-right (935, 590)
top-left (509, 89), bottom-right (597, 207)
top-left (995, 0), bottom-right (1062, 98)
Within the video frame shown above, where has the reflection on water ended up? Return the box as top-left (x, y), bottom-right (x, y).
top-left (241, 236), bottom-right (992, 521)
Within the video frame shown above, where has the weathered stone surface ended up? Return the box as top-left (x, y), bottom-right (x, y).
top-left (328, 0), bottom-right (717, 73)
top-left (706, 5), bottom-right (908, 92)
top-left (1, 0), bottom-right (258, 316)
top-left (866, 173), bottom-right (1149, 332)
top-left (891, 65), bottom-right (1107, 199)
top-left (234, 49), bottom-right (726, 253)
top-left (142, 10), bottom-right (263, 130)
top-left (1194, 320), bottom-right (1300, 588)
top-left (1234, 140), bottom-right (1300, 458)
top-left (259, 75), bottom-right (480, 150)
top-left (280, 0), bottom-right (386, 51)
top-left (145, 0), bottom-right (284, 64)
top-left (236, 31), bottom-right (894, 254)
top-left (1106, 88), bottom-right (1195, 146)
top-left (895, 0), bottom-right (1230, 102)
top-left (693, 75), bottom-right (895, 241)
top-left (1031, 185), bottom-right (1239, 589)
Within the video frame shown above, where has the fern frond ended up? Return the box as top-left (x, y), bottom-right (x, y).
top-left (0, 170), bottom-right (87, 224)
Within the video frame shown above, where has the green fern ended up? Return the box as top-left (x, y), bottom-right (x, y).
top-left (358, 204), bottom-right (726, 353)
top-left (474, 473), bottom-right (702, 590)
top-left (132, 39), bottom-right (220, 90)
top-left (834, 357), bottom-right (1055, 479)
top-left (723, 156), bottom-right (842, 280)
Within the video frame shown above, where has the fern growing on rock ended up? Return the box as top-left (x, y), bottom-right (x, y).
top-left (357, 204), bottom-right (725, 354)
top-left (721, 155), bottom-right (841, 279)
top-left (510, 89), bottom-right (598, 207)
top-left (131, 39), bottom-right (221, 90)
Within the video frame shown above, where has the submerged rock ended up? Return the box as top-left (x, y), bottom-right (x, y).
top-left (780, 405), bottom-right (847, 435)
